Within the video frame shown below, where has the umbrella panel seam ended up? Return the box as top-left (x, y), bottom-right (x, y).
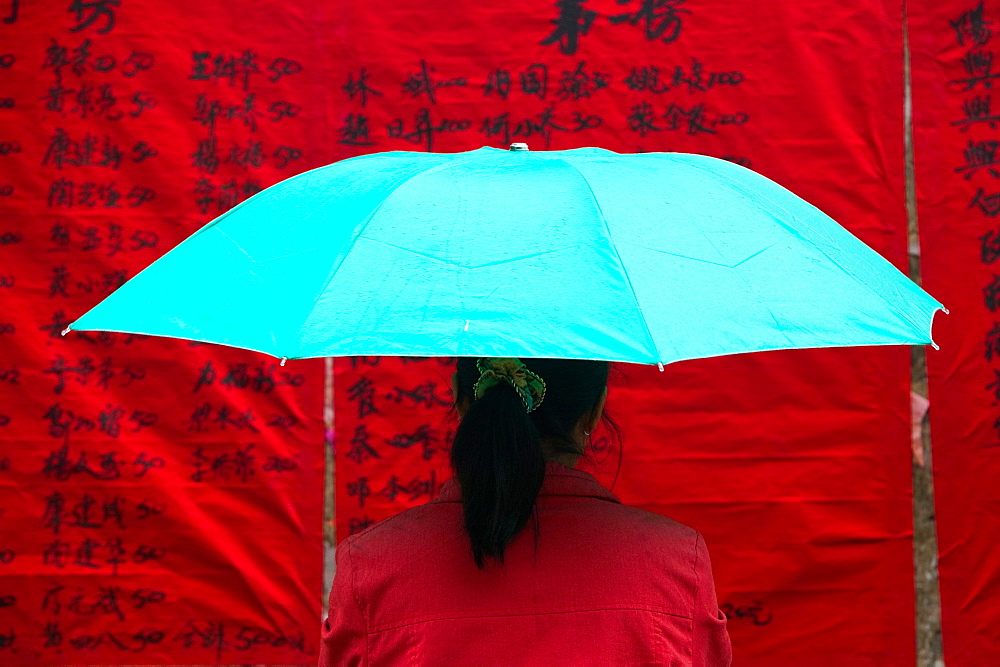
top-left (556, 157), bottom-right (668, 364)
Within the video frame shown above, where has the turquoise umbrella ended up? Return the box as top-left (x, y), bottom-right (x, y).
top-left (69, 145), bottom-right (944, 366)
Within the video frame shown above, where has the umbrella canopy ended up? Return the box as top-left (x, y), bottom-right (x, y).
top-left (69, 146), bottom-right (944, 365)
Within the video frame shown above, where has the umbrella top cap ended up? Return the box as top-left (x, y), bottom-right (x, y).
top-left (509, 142), bottom-right (529, 151)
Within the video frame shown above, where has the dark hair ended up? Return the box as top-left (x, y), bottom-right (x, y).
top-left (450, 358), bottom-right (617, 569)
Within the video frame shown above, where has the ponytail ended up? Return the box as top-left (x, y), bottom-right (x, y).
top-left (451, 357), bottom-right (613, 570)
top-left (450, 380), bottom-right (545, 569)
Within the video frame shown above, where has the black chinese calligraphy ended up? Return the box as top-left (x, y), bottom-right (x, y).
top-left (556, 61), bottom-right (611, 100)
top-left (44, 355), bottom-right (146, 395)
top-left (346, 476), bottom-right (371, 507)
top-left (608, 0), bottom-right (689, 45)
top-left (955, 140), bottom-right (1000, 179)
top-left (386, 108), bottom-right (472, 152)
top-left (42, 536), bottom-right (161, 576)
top-left (41, 309), bottom-right (147, 347)
top-left (952, 2), bottom-right (993, 48)
top-left (190, 445), bottom-right (252, 483)
top-left (193, 92), bottom-right (261, 134)
top-left (43, 128), bottom-right (157, 169)
top-left (47, 179), bottom-right (155, 208)
top-left (172, 620), bottom-right (307, 659)
top-left (970, 188), bottom-right (1000, 216)
top-left (981, 227), bottom-right (1000, 262)
top-left (541, 0), bottom-right (598, 55)
top-left (374, 471), bottom-right (438, 504)
top-left (984, 274), bottom-right (1000, 311)
top-left (68, 0), bottom-right (120, 35)
top-left (189, 444), bottom-right (294, 483)
top-left (272, 145), bottom-right (302, 168)
top-left (384, 381), bottom-right (451, 409)
top-left (43, 39), bottom-right (154, 78)
top-left (192, 361), bottom-right (305, 394)
top-left (343, 67), bottom-right (383, 107)
top-left (42, 583), bottom-right (166, 624)
top-left (41, 405), bottom-right (158, 446)
top-left (951, 95), bottom-right (1000, 131)
top-left (41, 491), bottom-right (134, 534)
top-left (193, 177), bottom-right (262, 214)
top-left (48, 265), bottom-right (128, 298)
top-left (3, 0), bottom-right (17, 24)
top-left (40, 624), bottom-right (165, 653)
top-left (338, 113), bottom-right (375, 146)
top-left (949, 48), bottom-right (1000, 91)
top-left (344, 424), bottom-right (380, 464)
top-left (347, 377), bottom-right (378, 419)
top-left (720, 600), bottom-right (773, 626)
top-left (541, 0), bottom-right (689, 54)
top-left (191, 51), bottom-right (301, 91)
top-left (626, 101), bottom-right (747, 136)
top-left (385, 424), bottom-right (441, 461)
top-left (623, 59), bottom-right (744, 94)
top-left (479, 106), bottom-right (601, 148)
top-left (47, 220), bottom-right (158, 255)
top-left (985, 322), bottom-right (1000, 361)
top-left (40, 81), bottom-right (157, 121)
top-left (190, 50), bottom-right (260, 92)
top-left (348, 516), bottom-right (375, 535)
top-left (401, 60), bottom-right (467, 104)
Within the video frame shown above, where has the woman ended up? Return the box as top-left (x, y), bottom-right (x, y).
top-left (321, 357), bottom-right (731, 666)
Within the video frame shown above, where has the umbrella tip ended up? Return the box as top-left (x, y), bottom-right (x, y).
top-left (61, 326), bottom-right (71, 336)
top-left (509, 142), bottom-right (529, 151)
top-left (657, 362), bottom-right (664, 372)
top-left (280, 357), bottom-right (287, 366)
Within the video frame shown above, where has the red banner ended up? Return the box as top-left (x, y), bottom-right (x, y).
top-left (911, 0), bottom-right (1000, 661)
top-left (332, 1), bottom-right (916, 664)
top-left (0, 2), bottom-right (327, 664)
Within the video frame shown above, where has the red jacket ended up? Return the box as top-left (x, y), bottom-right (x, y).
top-left (321, 462), bottom-right (731, 666)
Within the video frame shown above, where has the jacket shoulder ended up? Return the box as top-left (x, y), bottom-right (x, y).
top-left (606, 501), bottom-right (700, 537)
top-left (338, 500), bottom-right (460, 551)
top-left (570, 498), bottom-right (704, 564)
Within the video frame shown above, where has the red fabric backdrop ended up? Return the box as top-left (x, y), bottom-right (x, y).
top-left (332, 1), bottom-right (916, 664)
top-left (911, 0), bottom-right (1000, 661)
top-left (0, 2), bottom-right (328, 664)
top-left (0, 0), bottom-right (922, 664)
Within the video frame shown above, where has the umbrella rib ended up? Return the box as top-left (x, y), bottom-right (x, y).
top-left (610, 238), bottom-right (799, 350)
top-left (677, 157), bottom-right (939, 336)
top-left (361, 236), bottom-right (585, 268)
top-left (557, 158), bottom-right (667, 365)
top-left (186, 152), bottom-right (407, 239)
top-left (617, 241), bottom-right (779, 268)
top-left (289, 156), bottom-right (462, 351)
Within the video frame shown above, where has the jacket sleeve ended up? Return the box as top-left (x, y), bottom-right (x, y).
top-left (319, 538), bottom-right (366, 666)
top-left (691, 533), bottom-right (732, 666)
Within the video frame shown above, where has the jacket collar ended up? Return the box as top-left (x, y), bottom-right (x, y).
top-left (434, 461), bottom-right (621, 504)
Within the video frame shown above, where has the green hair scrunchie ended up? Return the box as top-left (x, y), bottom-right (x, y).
top-left (473, 357), bottom-right (547, 413)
